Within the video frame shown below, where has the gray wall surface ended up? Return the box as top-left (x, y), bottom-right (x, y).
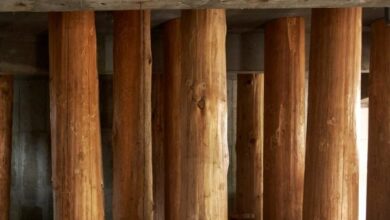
top-left (10, 76), bottom-right (116, 220)
top-left (10, 77), bottom-right (51, 220)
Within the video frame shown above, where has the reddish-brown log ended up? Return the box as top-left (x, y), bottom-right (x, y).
top-left (235, 74), bottom-right (264, 220)
top-left (263, 17), bottom-right (306, 220)
top-left (152, 73), bottom-right (165, 220)
top-left (367, 19), bottom-right (390, 220)
top-left (303, 8), bottom-right (361, 220)
top-left (112, 10), bottom-right (153, 220)
top-left (177, 9), bottom-right (229, 220)
top-left (48, 11), bottom-right (105, 220)
top-left (0, 75), bottom-right (12, 220)
top-left (163, 18), bottom-right (182, 220)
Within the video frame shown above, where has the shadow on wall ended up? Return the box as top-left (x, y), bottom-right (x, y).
top-left (9, 76), bottom-right (114, 220)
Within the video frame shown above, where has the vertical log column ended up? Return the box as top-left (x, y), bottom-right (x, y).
top-left (235, 74), bottom-right (264, 220)
top-left (112, 11), bottom-right (153, 220)
top-left (152, 74), bottom-right (165, 220)
top-left (178, 9), bottom-right (229, 219)
top-left (367, 19), bottom-right (390, 220)
top-left (303, 8), bottom-right (361, 220)
top-left (0, 76), bottom-right (12, 220)
top-left (163, 18), bottom-right (181, 220)
top-left (263, 17), bottom-right (306, 220)
top-left (49, 12), bottom-right (105, 220)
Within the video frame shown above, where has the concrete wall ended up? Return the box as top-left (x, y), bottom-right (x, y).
top-left (9, 76), bottom-right (115, 220)
top-left (10, 76), bottom-right (51, 220)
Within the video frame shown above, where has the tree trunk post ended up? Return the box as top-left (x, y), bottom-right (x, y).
top-left (235, 73), bottom-right (264, 220)
top-left (263, 17), bottom-right (306, 220)
top-left (112, 10), bottom-right (153, 220)
top-left (303, 8), bottom-right (361, 220)
top-left (178, 9), bottom-right (229, 220)
top-left (48, 11), bottom-right (105, 220)
top-left (367, 19), bottom-right (390, 220)
top-left (0, 75), bottom-right (13, 220)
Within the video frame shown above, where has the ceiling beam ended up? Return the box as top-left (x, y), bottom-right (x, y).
top-left (0, 0), bottom-right (389, 12)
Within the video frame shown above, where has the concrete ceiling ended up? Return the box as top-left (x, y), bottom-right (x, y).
top-left (0, 8), bottom-right (386, 36)
top-left (0, 8), bottom-right (385, 75)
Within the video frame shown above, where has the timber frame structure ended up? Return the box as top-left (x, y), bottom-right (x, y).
top-left (0, 0), bottom-right (389, 11)
top-left (0, 0), bottom-right (389, 220)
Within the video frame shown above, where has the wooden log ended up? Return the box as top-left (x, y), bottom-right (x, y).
top-left (48, 11), bottom-right (105, 220)
top-left (0, 75), bottom-right (12, 220)
top-left (235, 74), bottom-right (264, 220)
top-left (303, 8), bottom-right (361, 220)
top-left (263, 17), bottom-right (306, 220)
top-left (112, 10), bottom-right (153, 220)
top-left (178, 9), bottom-right (229, 220)
top-left (163, 18), bottom-right (181, 220)
top-left (152, 73), bottom-right (165, 220)
top-left (367, 19), bottom-right (390, 220)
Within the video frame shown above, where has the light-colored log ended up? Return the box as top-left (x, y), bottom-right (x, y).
top-left (263, 17), bottom-right (306, 220)
top-left (177, 9), bottom-right (229, 220)
top-left (0, 75), bottom-right (12, 220)
top-left (152, 73), bottom-right (165, 220)
top-left (0, 0), bottom-right (388, 12)
top-left (112, 10), bottom-right (153, 220)
top-left (163, 18), bottom-right (181, 220)
top-left (367, 19), bottom-right (390, 220)
top-left (48, 11), bottom-right (105, 220)
top-left (235, 74), bottom-right (263, 220)
top-left (303, 8), bottom-right (361, 220)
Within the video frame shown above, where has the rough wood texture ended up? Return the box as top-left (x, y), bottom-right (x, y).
top-left (0, 0), bottom-right (388, 11)
top-left (177, 9), bottom-right (229, 220)
top-left (263, 17), bottom-right (306, 220)
top-left (112, 10), bottom-right (153, 220)
top-left (303, 8), bottom-right (361, 220)
top-left (48, 11), bottom-right (105, 220)
top-left (152, 73), bottom-right (165, 220)
top-left (367, 19), bottom-right (390, 220)
top-left (0, 75), bottom-right (12, 220)
top-left (163, 18), bottom-right (181, 220)
top-left (235, 74), bottom-right (263, 220)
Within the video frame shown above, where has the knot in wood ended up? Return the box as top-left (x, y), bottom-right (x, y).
top-left (197, 96), bottom-right (206, 110)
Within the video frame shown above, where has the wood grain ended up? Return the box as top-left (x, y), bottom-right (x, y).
top-left (112, 10), bottom-right (153, 220)
top-left (235, 74), bottom-right (263, 220)
top-left (48, 11), bottom-right (105, 220)
top-left (303, 8), bottom-right (361, 220)
top-left (152, 73), bottom-right (165, 220)
top-left (0, 75), bottom-right (12, 220)
top-left (367, 19), bottom-right (390, 220)
top-left (163, 18), bottom-right (182, 220)
top-left (178, 9), bottom-right (229, 220)
top-left (263, 17), bottom-right (306, 220)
